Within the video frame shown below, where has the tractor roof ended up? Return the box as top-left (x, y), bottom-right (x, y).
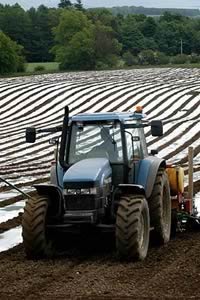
top-left (71, 112), bottom-right (146, 123)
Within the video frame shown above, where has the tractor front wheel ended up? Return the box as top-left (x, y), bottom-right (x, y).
top-left (116, 195), bottom-right (150, 261)
top-left (22, 196), bottom-right (54, 259)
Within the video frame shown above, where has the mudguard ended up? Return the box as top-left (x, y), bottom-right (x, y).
top-left (50, 163), bottom-right (64, 188)
top-left (118, 184), bottom-right (145, 195)
top-left (136, 156), bottom-right (166, 199)
top-left (34, 184), bottom-right (64, 218)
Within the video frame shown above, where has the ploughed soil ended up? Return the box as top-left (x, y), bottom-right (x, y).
top-left (0, 180), bottom-right (200, 300)
top-left (0, 231), bottom-right (200, 300)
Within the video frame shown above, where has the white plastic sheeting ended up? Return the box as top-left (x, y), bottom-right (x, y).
top-left (0, 226), bottom-right (22, 252)
top-left (0, 200), bottom-right (25, 223)
top-left (0, 68), bottom-right (199, 252)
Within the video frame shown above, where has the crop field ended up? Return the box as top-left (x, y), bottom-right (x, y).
top-left (0, 68), bottom-right (200, 299)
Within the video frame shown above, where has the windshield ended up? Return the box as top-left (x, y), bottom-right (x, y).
top-left (68, 122), bottom-right (123, 164)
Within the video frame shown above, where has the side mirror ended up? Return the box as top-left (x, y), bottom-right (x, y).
top-left (150, 149), bottom-right (158, 156)
top-left (151, 120), bottom-right (163, 137)
top-left (26, 127), bottom-right (36, 143)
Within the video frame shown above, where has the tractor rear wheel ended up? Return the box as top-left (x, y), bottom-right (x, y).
top-left (116, 195), bottom-right (150, 261)
top-left (149, 169), bottom-right (171, 244)
top-left (22, 196), bottom-right (54, 259)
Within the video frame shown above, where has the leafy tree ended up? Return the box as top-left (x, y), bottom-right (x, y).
top-left (52, 9), bottom-right (122, 70)
top-left (133, 14), bottom-right (146, 23)
top-left (159, 12), bottom-right (186, 23)
top-left (58, 0), bottom-right (72, 8)
top-left (154, 51), bottom-right (170, 65)
top-left (87, 8), bottom-right (115, 27)
top-left (0, 4), bottom-right (31, 57)
top-left (0, 31), bottom-right (25, 73)
top-left (74, 0), bottom-right (84, 11)
top-left (138, 49), bottom-right (155, 65)
top-left (155, 22), bottom-right (180, 55)
top-left (170, 54), bottom-right (189, 64)
top-left (119, 15), bottom-right (145, 55)
top-left (27, 5), bottom-right (57, 62)
top-left (58, 28), bottom-right (95, 70)
top-left (122, 27), bottom-right (145, 55)
top-left (53, 9), bottom-right (91, 44)
top-left (52, 10), bottom-right (95, 70)
top-left (140, 17), bottom-right (157, 38)
top-left (122, 51), bottom-right (138, 66)
top-left (189, 53), bottom-right (200, 63)
top-left (155, 14), bottom-right (196, 56)
top-left (94, 21), bottom-right (122, 68)
top-left (143, 37), bottom-right (157, 51)
top-left (87, 8), bottom-right (122, 44)
top-left (177, 24), bottom-right (196, 54)
top-left (192, 31), bottom-right (200, 54)
top-left (46, 7), bottom-right (62, 34)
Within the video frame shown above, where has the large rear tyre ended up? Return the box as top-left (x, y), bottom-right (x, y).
top-left (116, 195), bottom-right (150, 261)
top-left (149, 169), bottom-right (171, 244)
top-left (22, 196), bottom-right (54, 259)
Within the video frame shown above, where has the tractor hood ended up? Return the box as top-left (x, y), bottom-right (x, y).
top-left (63, 158), bottom-right (112, 189)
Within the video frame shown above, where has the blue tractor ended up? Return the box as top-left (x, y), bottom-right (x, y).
top-left (22, 106), bottom-right (171, 260)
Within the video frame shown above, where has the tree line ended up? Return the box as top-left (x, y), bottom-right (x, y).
top-left (1, 0), bottom-right (200, 73)
top-left (110, 6), bottom-right (200, 17)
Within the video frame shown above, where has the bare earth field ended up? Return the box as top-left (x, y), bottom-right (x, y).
top-left (0, 230), bottom-right (200, 299)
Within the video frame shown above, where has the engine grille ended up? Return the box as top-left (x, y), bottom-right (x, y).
top-left (65, 195), bottom-right (96, 210)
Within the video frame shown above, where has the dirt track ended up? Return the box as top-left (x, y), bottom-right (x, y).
top-left (0, 230), bottom-right (200, 299)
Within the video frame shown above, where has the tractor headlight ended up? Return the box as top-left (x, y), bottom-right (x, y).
top-left (80, 188), bottom-right (90, 195)
top-left (64, 189), bottom-right (77, 195)
top-left (64, 188), bottom-right (97, 195)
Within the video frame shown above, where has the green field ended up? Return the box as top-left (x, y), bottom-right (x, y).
top-left (26, 62), bottom-right (59, 73)
top-left (26, 62), bottom-right (200, 73)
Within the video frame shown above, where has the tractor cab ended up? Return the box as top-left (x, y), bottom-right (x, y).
top-left (59, 109), bottom-right (162, 188)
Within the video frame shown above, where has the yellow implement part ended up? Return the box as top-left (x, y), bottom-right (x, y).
top-left (166, 166), bottom-right (184, 196)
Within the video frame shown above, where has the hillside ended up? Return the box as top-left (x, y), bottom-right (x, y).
top-left (110, 6), bottom-right (200, 17)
